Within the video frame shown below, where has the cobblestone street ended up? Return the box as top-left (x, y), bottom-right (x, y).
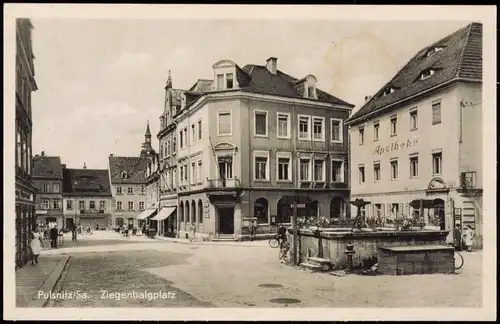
top-left (26, 231), bottom-right (483, 308)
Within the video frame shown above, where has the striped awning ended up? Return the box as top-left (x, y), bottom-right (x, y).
top-left (151, 207), bottom-right (176, 221)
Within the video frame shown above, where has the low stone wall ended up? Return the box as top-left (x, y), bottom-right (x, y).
top-left (295, 229), bottom-right (449, 269)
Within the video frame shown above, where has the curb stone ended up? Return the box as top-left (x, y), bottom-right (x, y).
top-left (27, 254), bottom-right (70, 307)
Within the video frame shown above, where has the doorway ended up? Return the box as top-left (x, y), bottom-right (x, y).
top-left (218, 207), bottom-right (234, 234)
top-left (66, 218), bottom-right (74, 229)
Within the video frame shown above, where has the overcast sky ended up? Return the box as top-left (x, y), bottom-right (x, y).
top-left (30, 19), bottom-right (470, 169)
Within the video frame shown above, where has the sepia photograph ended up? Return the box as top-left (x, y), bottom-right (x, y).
top-left (3, 4), bottom-right (496, 321)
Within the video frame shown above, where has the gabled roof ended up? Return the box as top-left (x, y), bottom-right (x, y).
top-left (33, 156), bottom-right (63, 178)
top-left (62, 168), bottom-right (111, 197)
top-left (108, 156), bottom-right (149, 184)
top-left (347, 22), bottom-right (482, 124)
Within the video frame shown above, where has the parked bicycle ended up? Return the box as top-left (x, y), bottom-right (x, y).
top-left (454, 249), bottom-right (464, 270)
top-left (269, 225), bottom-right (290, 261)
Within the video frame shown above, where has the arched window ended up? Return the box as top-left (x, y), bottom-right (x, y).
top-left (254, 198), bottom-right (269, 224)
top-left (432, 198), bottom-right (445, 230)
top-left (179, 202), bottom-right (184, 223)
top-left (330, 196), bottom-right (345, 219)
top-left (121, 171), bottom-right (128, 179)
top-left (198, 200), bottom-right (203, 223)
top-left (191, 200), bottom-right (196, 224)
top-left (277, 198), bottom-right (291, 224)
top-left (185, 201), bottom-right (190, 224)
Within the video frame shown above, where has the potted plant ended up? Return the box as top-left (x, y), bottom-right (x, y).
top-left (424, 213), bottom-right (441, 230)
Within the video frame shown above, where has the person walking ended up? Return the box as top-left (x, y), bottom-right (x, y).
top-left (71, 223), bottom-right (77, 242)
top-left (49, 225), bottom-right (58, 249)
top-left (30, 227), bottom-right (44, 265)
top-left (463, 225), bottom-right (475, 252)
top-left (249, 221), bottom-right (257, 241)
top-left (190, 223), bottom-right (196, 242)
top-left (453, 224), bottom-right (462, 250)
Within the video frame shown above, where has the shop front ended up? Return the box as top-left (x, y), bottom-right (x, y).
top-left (151, 206), bottom-right (177, 237)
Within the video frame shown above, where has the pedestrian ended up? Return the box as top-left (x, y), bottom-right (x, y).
top-left (30, 227), bottom-right (44, 265)
top-left (453, 224), bottom-right (462, 250)
top-left (49, 224), bottom-right (58, 248)
top-left (71, 223), bottom-right (77, 242)
top-left (463, 225), bottom-right (475, 252)
top-left (249, 221), bottom-right (257, 241)
top-left (190, 223), bottom-right (196, 242)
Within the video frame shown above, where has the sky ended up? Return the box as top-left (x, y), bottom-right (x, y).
top-left (30, 19), bottom-right (471, 169)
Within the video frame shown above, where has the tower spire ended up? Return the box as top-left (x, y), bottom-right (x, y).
top-left (165, 69), bottom-right (172, 90)
top-left (145, 120), bottom-right (151, 137)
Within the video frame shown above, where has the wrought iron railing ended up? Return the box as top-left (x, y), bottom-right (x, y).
top-left (206, 178), bottom-right (241, 189)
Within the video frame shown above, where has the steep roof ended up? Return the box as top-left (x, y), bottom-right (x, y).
top-left (108, 156), bottom-right (149, 184)
top-left (347, 22), bottom-right (482, 124)
top-left (33, 156), bottom-right (63, 178)
top-left (62, 168), bottom-right (111, 197)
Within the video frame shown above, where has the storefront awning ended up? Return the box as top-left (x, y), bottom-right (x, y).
top-left (36, 210), bottom-right (48, 215)
top-left (137, 209), bottom-right (156, 220)
top-left (151, 207), bottom-right (176, 221)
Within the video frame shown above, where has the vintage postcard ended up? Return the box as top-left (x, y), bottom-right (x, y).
top-left (3, 4), bottom-right (496, 321)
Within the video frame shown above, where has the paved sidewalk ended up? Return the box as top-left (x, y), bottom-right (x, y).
top-left (16, 254), bottom-right (68, 307)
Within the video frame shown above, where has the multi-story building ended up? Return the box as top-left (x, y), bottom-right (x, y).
top-left (155, 58), bottom-right (353, 240)
top-left (143, 152), bottom-right (160, 225)
top-left (62, 164), bottom-right (113, 229)
top-left (345, 22), bottom-right (483, 248)
top-left (15, 18), bottom-right (38, 268)
top-left (33, 152), bottom-right (64, 228)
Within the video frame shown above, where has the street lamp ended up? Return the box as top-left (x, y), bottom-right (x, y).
top-left (349, 198), bottom-right (371, 231)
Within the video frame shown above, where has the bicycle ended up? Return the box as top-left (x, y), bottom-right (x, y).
top-left (454, 249), bottom-right (464, 270)
top-left (268, 234), bottom-right (281, 248)
top-left (279, 240), bottom-right (291, 262)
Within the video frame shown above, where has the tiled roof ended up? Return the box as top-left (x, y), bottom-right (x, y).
top-left (62, 168), bottom-right (111, 197)
top-left (33, 156), bottom-right (62, 178)
top-left (108, 156), bottom-right (149, 184)
top-left (347, 22), bottom-right (482, 124)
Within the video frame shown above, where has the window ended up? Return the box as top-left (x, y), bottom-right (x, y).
top-left (100, 201), bottom-right (106, 210)
top-left (116, 186), bottom-right (123, 195)
top-left (254, 198), bottom-right (269, 224)
top-left (180, 166), bottom-right (184, 184)
top-left (127, 186), bottom-right (133, 194)
top-left (254, 110), bottom-right (268, 137)
top-left (374, 162), bottom-right (381, 182)
top-left (313, 159), bottom-right (325, 181)
top-left (42, 183), bottom-right (50, 193)
top-left (299, 158), bottom-right (311, 181)
top-left (198, 161), bottom-right (203, 183)
top-left (410, 109), bottom-right (418, 130)
top-left (331, 160), bottom-right (343, 182)
top-left (307, 86), bottom-right (315, 98)
top-left (390, 116), bottom-right (397, 136)
top-left (179, 131), bottom-right (184, 148)
top-left (216, 74), bottom-right (224, 90)
top-left (312, 117), bottom-right (325, 141)
top-left (66, 200), bottom-right (73, 210)
top-left (330, 118), bottom-right (342, 143)
top-left (298, 115), bottom-right (311, 140)
top-left (140, 185), bottom-right (145, 195)
top-left (128, 201), bottom-right (134, 211)
top-left (359, 166), bottom-right (365, 183)
top-left (53, 183), bottom-right (60, 193)
top-left (359, 127), bottom-right (364, 145)
top-left (277, 113), bottom-right (290, 138)
top-left (383, 87), bottom-right (395, 96)
top-left (218, 157), bottom-right (233, 179)
top-left (79, 200), bottom-right (85, 210)
top-left (198, 120), bottom-right (202, 140)
top-left (184, 165), bottom-right (188, 180)
top-left (116, 201), bottom-right (123, 211)
top-left (172, 138), bottom-right (176, 153)
top-left (139, 201), bottom-right (145, 211)
top-left (373, 122), bottom-right (379, 141)
top-left (432, 102), bottom-right (441, 125)
top-left (432, 152), bottom-right (442, 175)
top-left (390, 160), bottom-right (399, 180)
top-left (191, 162), bottom-right (196, 184)
top-left (426, 46), bottom-right (444, 57)
top-left (254, 152), bottom-right (269, 180)
top-left (16, 130), bottom-right (21, 167)
top-left (410, 156), bottom-right (419, 178)
top-left (89, 200), bottom-right (96, 209)
top-left (420, 69), bottom-right (436, 80)
top-left (218, 111), bottom-right (232, 135)
top-left (183, 128), bottom-right (188, 146)
top-left (191, 124), bottom-right (196, 143)
top-left (41, 200), bottom-right (49, 210)
top-left (226, 73), bottom-right (234, 89)
top-left (166, 141), bottom-right (170, 156)
top-left (121, 171), bottom-right (128, 179)
top-left (277, 156), bottom-right (291, 181)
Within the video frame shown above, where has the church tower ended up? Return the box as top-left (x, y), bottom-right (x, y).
top-left (140, 120), bottom-right (156, 158)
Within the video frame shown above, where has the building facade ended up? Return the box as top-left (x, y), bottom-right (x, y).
top-left (33, 152), bottom-right (64, 228)
top-left (62, 165), bottom-right (113, 229)
top-left (345, 22), bottom-right (483, 248)
top-left (15, 18), bottom-right (38, 268)
top-left (154, 58), bottom-right (353, 240)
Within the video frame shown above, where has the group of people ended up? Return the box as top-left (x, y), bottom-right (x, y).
top-left (454, 224), bottom-right (475, 252)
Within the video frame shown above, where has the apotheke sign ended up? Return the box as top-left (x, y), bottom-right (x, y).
top-left (374, 138), bottom-right (419, 155)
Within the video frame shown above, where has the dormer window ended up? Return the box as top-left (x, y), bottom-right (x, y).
top-left (307, 86), bottom-right (315, 98)
top-left (420, 69), bottom-right (436, 80)
top-left (382, 87), bottom-right (396, 96)
top-left (121, 171), bottom-right (128, 179)
top-left (216, 74), bottom-right (224, 90)
top-left (226, 73), bottom-right (234, 89)
top-left (425, 46), bottom-right (444, 58)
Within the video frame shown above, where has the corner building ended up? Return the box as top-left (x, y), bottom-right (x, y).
top-left (345, 22), bottom-right (483, 248)
top-left (158, 57), bottom-right (354, 240)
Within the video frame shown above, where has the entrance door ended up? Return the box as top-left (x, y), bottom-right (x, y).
top-left (218, 207), bottom-right (234, 234)
top-left (66, 218), bottom-right (74, 229)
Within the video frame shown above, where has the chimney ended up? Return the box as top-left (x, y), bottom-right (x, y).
top-left (61, 164), bottom-right (66, 169)
top-left (41, 151), bottom-right (45, 156)
top-left (266, 57), bottom-right (278, 75)
top-left (83, 162), bottom-right (87, 169)
top-left (110, 153), bottom-right (113, 157)
top-left (364, 95), bottom-right (373, 103)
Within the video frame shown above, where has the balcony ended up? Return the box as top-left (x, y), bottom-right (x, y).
top-left (204, 178), bottom-right (242, 204)
top-left (206, 178), bottom-right (241, 189)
